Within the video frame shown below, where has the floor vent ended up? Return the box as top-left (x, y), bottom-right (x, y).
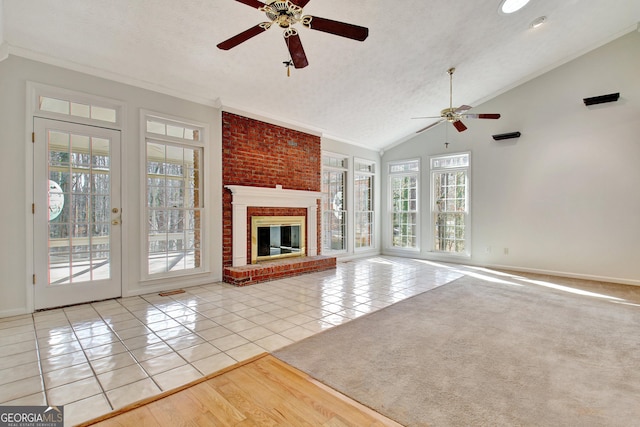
top-left (159, 289), bottom-right (186, 297)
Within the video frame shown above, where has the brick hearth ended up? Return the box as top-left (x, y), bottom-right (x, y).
top-left (223, 256), bottom-right (336, 286)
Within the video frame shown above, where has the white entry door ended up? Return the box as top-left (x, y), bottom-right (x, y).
top-left (34, 118), bottom-right (122, 309)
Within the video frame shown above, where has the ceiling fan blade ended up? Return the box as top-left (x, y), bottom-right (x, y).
top-left (303, 16), bottom-right (369, 41)
top-left (416, 120), bottom-right (444, 133)
top-left (289, 0), bottom-right (312, 7)
top-left (453, 120), bottom-right (468, 132)
top-left (234, 0), bottom-right (265, 9)
top-left (455, 105), bottom-right (472, 112)
top-left (285, 33), bottom-right (309, 68)
top-left (462, 113), bottom-right (501, 119)
top-left (217, 23), bottom-right (269, 50)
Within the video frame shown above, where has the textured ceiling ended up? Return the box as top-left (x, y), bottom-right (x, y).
top-left (2, 0), bottom-right (639, 150)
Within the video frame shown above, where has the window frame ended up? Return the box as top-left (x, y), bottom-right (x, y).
top-left (321, 152), bottom-right (349, 254)
top-left (429, 152), bottom-right (471, 258)
top-left (33, 83), bottom-right (123, 129)
top-left (388, 159), bottom-right (420, 251)
top-left (354, 158), bottom-right (375, 251)
top-left (141, 110), bottom-right (208, 281)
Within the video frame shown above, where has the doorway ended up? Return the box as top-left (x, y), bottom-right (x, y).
top-left (33, 118), bottom-right (122, 309)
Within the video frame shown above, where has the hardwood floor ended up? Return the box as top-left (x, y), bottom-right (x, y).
top-left (79, 353), bottom-right (401, 427)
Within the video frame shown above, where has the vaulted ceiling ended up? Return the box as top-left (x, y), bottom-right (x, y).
top-left (2, 0), bottom-right (639, 150)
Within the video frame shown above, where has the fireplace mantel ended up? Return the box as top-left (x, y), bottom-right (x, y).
top-left (225, 185), bottom-right (322, 267)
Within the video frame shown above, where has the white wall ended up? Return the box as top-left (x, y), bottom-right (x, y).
top-left (322, 137), bottom-right (381, 258)
top-left (0, 0), bottom-right (4, 44)
top-left (0, 0), bottom-right (6, 61)
top-left (382, 31), bottom-right (640, 285)
top-left (0, 56), bottom-right (222, 317)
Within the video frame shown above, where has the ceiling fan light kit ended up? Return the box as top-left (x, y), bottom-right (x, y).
top-left (583, 92), bottom-right (620, 106)
top-left (217, 0), bottom-right (369, 69)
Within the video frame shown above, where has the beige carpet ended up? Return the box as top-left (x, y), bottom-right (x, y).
top-left (274, 273), bottom-right (640, 426)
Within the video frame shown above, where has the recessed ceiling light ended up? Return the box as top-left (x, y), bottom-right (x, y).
top-left (499, 0), bottom-right (531, 14)
top-left (530, 16), bottom-right (547, 29)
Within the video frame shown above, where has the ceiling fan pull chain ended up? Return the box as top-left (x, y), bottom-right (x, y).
top-left (283, 60), bottom-right (293, 77)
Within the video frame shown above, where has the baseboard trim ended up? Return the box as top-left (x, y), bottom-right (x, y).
top-left (380, 252), bottom-right (639, 287)
top-left (334, 250), bottom-right (382, 262)
top-left (0, 307), bottom-right (31, 319)
top-left (479, 263), bottom-right (639, 287)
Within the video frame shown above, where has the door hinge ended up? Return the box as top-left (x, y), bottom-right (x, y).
top-left (33, 274), bottom-right (36, 285)
top-left (32, 203), bottom-right (35, 214)
top-left (32, 132), bottom-right (35, 143)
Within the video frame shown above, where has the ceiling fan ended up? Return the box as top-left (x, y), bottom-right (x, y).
top-left (217, 0), bottom-right (369, 69)
top-left (414, 68), bottom-right (501, 133)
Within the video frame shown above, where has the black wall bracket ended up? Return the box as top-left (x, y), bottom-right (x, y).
top-left (492, 131), bottom-right (521, 141)
top-left (583, 92), bottom-right (620, 106)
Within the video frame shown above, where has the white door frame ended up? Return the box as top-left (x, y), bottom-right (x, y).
top-left (33, 118), bottom-right (122, 309)
top-left (25, 82), bottom-right (126, 313)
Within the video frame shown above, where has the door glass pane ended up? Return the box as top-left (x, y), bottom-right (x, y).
top-left (92, 138), bottom-right (110, 169)
top-left (321, 169), bottom-right (346, 251)
top-left (48, 131), bottom-right (111, 284)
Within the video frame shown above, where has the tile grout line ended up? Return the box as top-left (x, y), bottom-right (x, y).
top-left (31, 312), bottom-right (49, 407)
top-left (62, 307), bottom-right (112, 410)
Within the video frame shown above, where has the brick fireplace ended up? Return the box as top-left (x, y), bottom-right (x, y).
top-left (222, 112), bottom-right (336, 285)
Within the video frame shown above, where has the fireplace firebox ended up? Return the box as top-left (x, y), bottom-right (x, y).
top-left (251, 216), bottom-right (306, 263)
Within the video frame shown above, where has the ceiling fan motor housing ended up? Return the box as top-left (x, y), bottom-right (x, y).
top-left (263, 1), bottom-right (302, 28)
top-left (441, 108), bottom-right (458, 122)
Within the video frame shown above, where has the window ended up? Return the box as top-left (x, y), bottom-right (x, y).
top-left (354, 159), bottom-right (375, 249)
top-left (144, 113), bottom-right (205, 276)
top-left (147, 119), bottom-right (200, 141)
top-left (39, 96), bottom-right (118, 124)
top-left (31, 83), bottom-right (123, 129)
top-left (322, 154), bottom-right (348, 252)
top-left (389, 160), bottom-right (419, 249)
top-left (431, 152), bottom-right (470, 255)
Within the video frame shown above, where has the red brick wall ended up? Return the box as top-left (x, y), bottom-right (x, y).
top-left (222, 112), bottom-right (322, 267)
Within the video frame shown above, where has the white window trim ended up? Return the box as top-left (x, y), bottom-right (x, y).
top-left (387, 158), bottom-right (421, 252)
top-left (429, 151), bottom-right (471, 259)
top-left (321, 152), bottom-right (349, 254)
top-left (140, 109), bottom-right (210, 282)
top-left (30, 82), bottom-right (124, 129)
top-left (354, 157), bottom-right (375, 251)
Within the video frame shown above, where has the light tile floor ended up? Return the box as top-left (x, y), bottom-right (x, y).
top-left (0, 256), bottom-right (464, 426)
